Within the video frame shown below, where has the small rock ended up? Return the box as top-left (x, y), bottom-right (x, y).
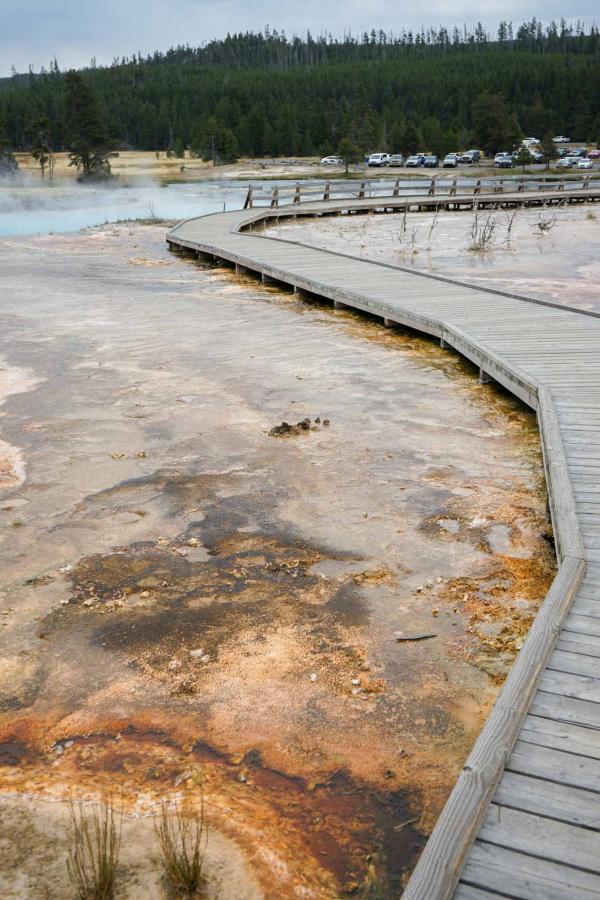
top-left (384, 769), bottom-right (396, 779)
top-left (351, 678), bottom-right (361, 686)
top-left (323, 419), bottom-right (330, 426)
top-left (168, 659), bottom-right (181, 670)
top-left (201, 654), bottom-right (210, 663)
top-left (310, 673), bottom-right (317, 682)
top-left (436, 577), bottom-right (443, 583)
top-left (58, 565), bottom-right (73, 574)
top-left (187, 538), bottom-right (199, 547)
top-left (140, 591), bottom-right (150, 598)
top-left (189, 648), bottom-right (205, 658)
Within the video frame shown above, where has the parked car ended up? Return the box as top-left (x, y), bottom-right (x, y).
top-left (577, 158), bottom-right (593, 169)
top-left (495, 154), bottom-right (514, 168)
top-left (367, 152), bottom-right (389, 167)
top-left (589, 149), bottom-right (600, 159)
top-left (557, 147), bottom-right (569, 157)
top-left (570, 147), bottom-right (587, 158)
top-left (522, 137), bottom-right (540, 148)
top-left (320, 156), bottom-right (342, 165)
top-left (388, 154), bottom-right (405, 166)
top-left (443, 153), bottom-right (458, 168)
top-left (556, 157), bottom-right (576, 168)
top-left (553, 135), bottom-right (571, 143)
top-left (424, 155), bottom-right (438, 167)
top-left (405, 155), bottom-right (421, 167)
top-left (459, 150), bottom-right (479, 164)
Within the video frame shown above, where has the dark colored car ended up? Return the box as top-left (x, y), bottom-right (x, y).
top-left (424, 155), bottom-right (438, 167)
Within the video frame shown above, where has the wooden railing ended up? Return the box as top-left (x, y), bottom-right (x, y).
top-left (243, 175), bottom-right (595, 209)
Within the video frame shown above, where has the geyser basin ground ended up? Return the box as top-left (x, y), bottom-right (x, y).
top-left (0, 224), bottom-right (554, 897)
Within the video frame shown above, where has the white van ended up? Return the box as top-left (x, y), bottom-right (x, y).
top-left (367, 153), bottom-right (389, 167)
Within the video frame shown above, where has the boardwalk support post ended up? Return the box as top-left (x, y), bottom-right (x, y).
top-left (474, 180), bottom-right (482, 196)
top-left (270, 188), bottom-right (279, 208)
top-left (323, 182), bottom-right (330, 202)
top-left (293, 183), bottom-right (301, 204)
top-left (449, 180), bottom-right (457, 197)
top-left (359, 182), bottom-right (366, 199)
top-left (428, 179), bottom-right (435, 196)
top-left (243, 186), bottom-right (253, 209)
top-left (393, 178), bottom-right (400, 197)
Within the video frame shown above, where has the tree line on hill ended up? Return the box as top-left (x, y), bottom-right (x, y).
top-left (0, 20), bottom-right (598, 179)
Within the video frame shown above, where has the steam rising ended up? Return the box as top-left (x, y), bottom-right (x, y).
top-left (0, 175), bottom-right (266, 237)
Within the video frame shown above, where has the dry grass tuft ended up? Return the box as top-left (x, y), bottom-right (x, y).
top-left (66, 796), bottom-right (122, 900)
top-left (155, 797), bottom-right (209, 898)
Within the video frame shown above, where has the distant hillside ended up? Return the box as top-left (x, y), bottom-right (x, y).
top-left (1, 20), bottom-right (599, 159)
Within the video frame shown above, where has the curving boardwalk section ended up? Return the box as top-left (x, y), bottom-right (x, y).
top-left (167, 188), bottom-right (600, 899)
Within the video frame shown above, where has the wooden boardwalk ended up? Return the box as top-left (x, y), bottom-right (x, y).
top-left (167, 184), bottom-right (600, 899)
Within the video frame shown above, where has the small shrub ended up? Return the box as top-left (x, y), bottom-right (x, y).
top-left (155, 798), bottom-right (209, 898)
top-left (66, 797), bottom-right (122, 900)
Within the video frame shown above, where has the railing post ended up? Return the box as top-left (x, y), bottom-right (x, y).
top-left (359, 181), bottom-right (366, 199)
top-left (323, 182), bottom-right (330, 201)
top-left (270, 188), bottom-right (279, 208)
top-left (428, 179), bottom-right (435, 196)
top-left (474, 180), bottom-right (482, 196)
top-left (393, 178), bottom-right (400, 197)
top-left (293, 183), bottom-right (301, 204)
top-left (243, 185), bottom-right (253, 209)
top-left (558, 181), bottom-right (565, 192)
top-left (450, 179), bottom-right (457, 196)
top-left (517, 182), bottom-right (525, 192)
top-left (582, 176), bottom-right (590, 190)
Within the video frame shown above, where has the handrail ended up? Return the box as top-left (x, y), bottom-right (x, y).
top-left (242, 175), bottom-right (597, 209)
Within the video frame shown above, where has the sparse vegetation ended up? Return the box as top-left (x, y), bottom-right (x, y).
top-left (66, 797), bottom-right (122, 900)
top-left (154, 798), bottom-right (209, 899)
top-left (468, 212), bottom-right (497, 251)
top-left (536, 211), bottom-right (557, 234)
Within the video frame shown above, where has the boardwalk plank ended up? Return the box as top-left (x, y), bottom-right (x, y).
top-left (460, 842), bottom-right (600, 900)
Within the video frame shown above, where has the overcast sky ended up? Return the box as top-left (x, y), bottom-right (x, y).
top-left (1, 0), bottom-right (597, 76)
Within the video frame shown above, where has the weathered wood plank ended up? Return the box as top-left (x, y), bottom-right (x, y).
top-left (459, 841), bottom-right (600, 900)
top-left (520, 713), bottom-right (600, 758)
top-left (494, 769), bottom-right (600, 828)
top-left (479, 803), bottom-right (600, 872)
top-left (508, 739), bottom-right (600, 792)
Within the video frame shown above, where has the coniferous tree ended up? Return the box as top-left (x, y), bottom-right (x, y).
top-left (64, 71), bottom-right (114, 180)
top-left (338, 136), bottom-right (361, 173)
top-left (472, 93), bottom-right (521, 154)
top-left (541, 132), bottom-right (558, 169)
top-left (30, 108), bottom-right (53, 178)
top-left (0, 111), bottom-right (18, 175)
